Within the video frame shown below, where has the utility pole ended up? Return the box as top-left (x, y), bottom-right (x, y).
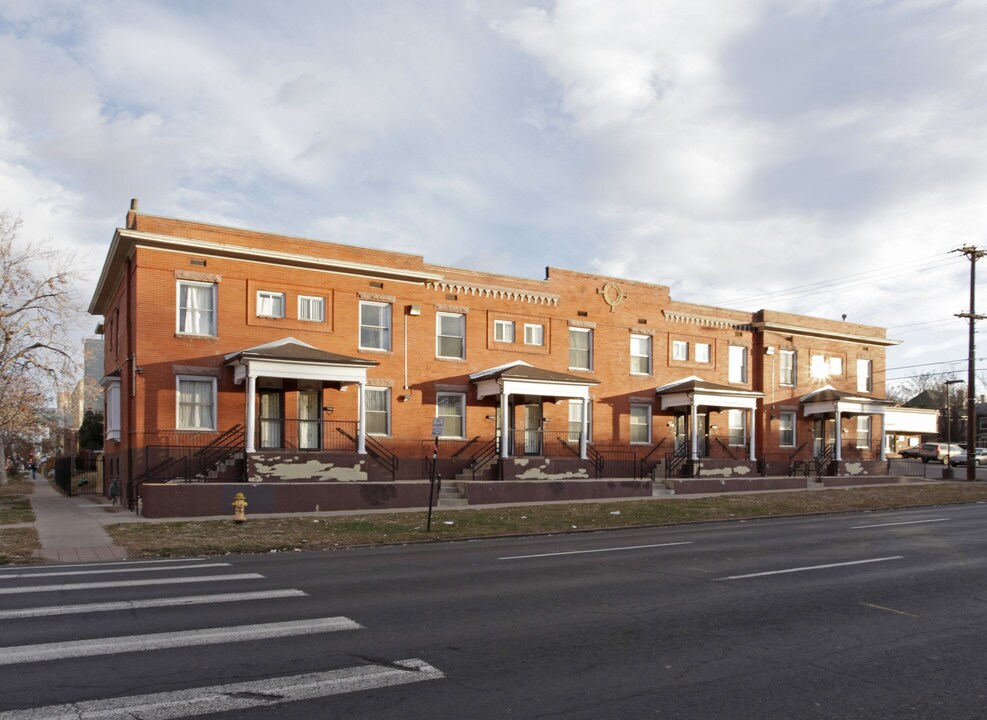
top-left (954, 245), bottom-right (987, 481)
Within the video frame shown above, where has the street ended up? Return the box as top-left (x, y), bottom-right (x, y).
top-left (2, 504), bottom-right (987, 719)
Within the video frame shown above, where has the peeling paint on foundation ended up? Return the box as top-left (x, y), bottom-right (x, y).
top-left (253, 459), bottom-right (367, 482)
top-left (515, 467), bottom-right (591, 480)
top-left (844, 462), bottom-right (866, 476)
top-left (698, 464), bottom-right (752, 478)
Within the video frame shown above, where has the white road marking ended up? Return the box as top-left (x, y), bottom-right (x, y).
top-left (0, 590), bottom-right (308, 620)
top-left (0, 573), bottom-right (265, 595)
top-left (0, 659), bottom-right (442, 719)
top-left (0, 563), bottom-right (231, 579)
top-left (0, 558), bottom-right (208, 572)
top-left (716, 556), bottom-right (903, 581)
top-left (860, 602), bottom-right (919, 618)
top-left (0, 616), bottom-right (363, 666)
top-left (499, 541), bottom-right (692, 560)
top-left (851, 518), bottom-right (949, 529)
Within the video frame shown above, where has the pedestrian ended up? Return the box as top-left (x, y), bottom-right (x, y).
top-left (29, 461), bottom-right (36, 480)
top-left (109, 479), bottom-right (120, 505)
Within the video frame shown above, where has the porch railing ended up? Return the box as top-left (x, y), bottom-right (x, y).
top-left (639, 439), bottom-right (666, 480)
top-left (255, 419), bottom-right (358, 451)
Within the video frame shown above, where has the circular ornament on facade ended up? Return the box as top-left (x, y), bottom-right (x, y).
top-left (599, 282), bottom-right (626, 312)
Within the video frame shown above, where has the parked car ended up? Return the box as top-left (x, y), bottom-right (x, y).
top-left (899, 445), bottom-right (922, 459)
top-left (950, 448), bottom-right (987, 467)
top-left (917, 442), bottom-right (964, 464)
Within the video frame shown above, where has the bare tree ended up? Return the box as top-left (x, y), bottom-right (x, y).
top-left (0, 212), bottom-right (80, 483)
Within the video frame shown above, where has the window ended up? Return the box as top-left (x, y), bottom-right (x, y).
top-left (436, 313), bottom-right (465, 359)
top-left (630, 404), bottom-right (651, 444)
top-left (360, 302), bottom-right (392, 351)
top-left (630, 335), bottom-right (651, 375)
top-left (364, 387), bottom-right (390, 436)
top-left (176, 376), bottom-right (216, 430)
top-left (780, 350), bottom-right (796, 386)
top-left (857, 359), bottom-right (873, 393)
top-left (856, 415), bottom-right (872, 449)
top-left (727, 409), bottom-right (746, 446)
top-left (568, 400), bottom-right (592, 443)
top-left (256, 291), bottom-right (285, 318)
top-left (524, 323), bottom-right (544, 346)
top-left (436, 392), bottom-right (465, 438)
top-left (177, 280), bottom-right (217, 336)
top-left (672, 340), bottom-right (688, 361)
top-left (728, 346), bottom-right (748, 383)
top-left (829, 357), bottom-right (843, 375)
top-left (779, 410), bottom-right (796, 447)
top-left (103, 378), bottom-right (121, 442)
top-left (298, 295), bottom-right (325, 322)
top-left (494, 320), bottom-right (515, 343)
top-left (695, 343), bottom-right (710, 363)
top-left (569, 328), bottom-right (593, 370)
top-left (811, 354), bottom-right (843, 380)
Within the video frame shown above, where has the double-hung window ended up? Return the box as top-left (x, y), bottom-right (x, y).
top-left (779, 410), bottom-right (796, 447)
top-left (177, 280), bottom-right (217, 336)
top-left (569, 328), bottom-right (593, 370)
top-left (779, 350), bottom-right (796, 386)
top-left (256, 291), bottom-right (285, 318)
top-left (630, 404), bottom-right (651, 444)
top-left (360, 302), bottom-right (392, 351)
top-left (630, 334), bottom-right (651, 375)
top-left (436, 313), bottom-right (465, 359)
top-left (856, 415), bottom-right (872, 449)
top-left (436, 392), bottom-right (465, 438)
top-left (524, 323), bottom-right (544, 346)
top-left (728, 346), bottom-right (748, 383)
top-left (727, 409), bottom-right (746, 446)
top-left (494, 320), bottom-right (515, 343)
top-left (857, 359), bottom-right (873, 393)
top-left (176, 376), bottom-right (216, 431)
top-left (695, 343), bottom-right (710, 363)
top-left (364, 387), bottom-right (390, 436)
top-left (298, 295), bottom-right (325, 322)
top-left (672, 340), bottom-right (688, 361)
top-left (568, 400), bottom-right (592, 443)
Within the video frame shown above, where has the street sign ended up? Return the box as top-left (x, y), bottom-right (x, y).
top-left (431, 417), bottom-right (445, 437)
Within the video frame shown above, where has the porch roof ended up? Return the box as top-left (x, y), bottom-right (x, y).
top-left (470, 360), bottom-right (600, 400)
top-left (655, 375), bottom-right (764, 411)
top-left (225, 337), bottom-right (377, 385)
top-left (800, 384), bottom-right (894, 417)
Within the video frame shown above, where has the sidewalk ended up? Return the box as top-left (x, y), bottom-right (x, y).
top-left (26, 475), bottom-right (128, 563)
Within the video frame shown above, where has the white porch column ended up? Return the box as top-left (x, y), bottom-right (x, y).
top-left (500, 389), bottom-right (510, 459)
top-left (834, 408), bottom-right (843, 461)
top-left (245, 373), bottom-right (257, 454)
top-left (357, 381), bottom-right (367, 455)
top-left (748, 407), bottom-right (756, 461)
top-left (579, 397), bottom-right (589, 460)
top-left (690, 396), bottom-right (700, 461)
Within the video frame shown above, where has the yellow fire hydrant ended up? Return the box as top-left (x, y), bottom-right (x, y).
top-left (232, 492), bottom-right (248, 523)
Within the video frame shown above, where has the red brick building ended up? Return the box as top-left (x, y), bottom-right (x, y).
top-left (89, 200), bottom-right (898, 514)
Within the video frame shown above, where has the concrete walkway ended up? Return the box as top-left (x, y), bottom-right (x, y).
top-left (26, 475), bottom-right (128, 563)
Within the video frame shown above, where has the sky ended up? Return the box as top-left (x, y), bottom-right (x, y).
top-left (1, 0), bottom-right (985, 393)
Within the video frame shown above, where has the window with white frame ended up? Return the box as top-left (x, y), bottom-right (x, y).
top-left (177, 280), bottom-right (217, 336)
top-left (727, 409), bottom-right (746, 446)
top-left (103, 378), bottom-right (121, 442)
top-left (569, 327), bottom-right (593, 370)
top-left (256, 291), bottom-right (285, 318)
top-left (494, 320), bottom-right (515, 343)
top-left (856, 415), bottom-right (872, 449)
top-left (695, 343), bottom-right (710, 363)
top-left (568, 400), bottom-right (592, 442)
top-left (630, 334), bottom-right (651, 375)
top-left (436, 392), bottom-right (465, 438)
top-left (857, 359), bottom-right (873, 392)
top-left (811, 353), bottom-right (843, 380)
top-left (829, 357), bottom-right (843, 375)
top-left (524, 323), bottom-right (544, 346)
top-left (779, 410), bottom-right (796, 447)
top-left (779, 350), bottom-right (796, 386)
top-left (364, 387), bottom-right (390, 436)
top-left (728, 346), bottom-right (748, 383)
top-left (298, 295), bottom-right (325, 322)
top-left (630, 404), bottom-right (651, 444)
top-left (176, 376), bottom-right (216, 431)
top-left (436, 313), bottom-right (465, 359)
top-left (672, 340), bottom-right (688, 361)
top-left (360, 301), bottom-right (392, 351)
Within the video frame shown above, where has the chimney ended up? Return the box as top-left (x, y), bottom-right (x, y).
top-left (126, 198), bottom-right (139, 229)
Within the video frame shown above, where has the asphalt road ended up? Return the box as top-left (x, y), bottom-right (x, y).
top-left (2, 503), bottom-right (986, 719)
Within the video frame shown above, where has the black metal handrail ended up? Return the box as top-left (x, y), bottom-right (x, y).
top-left (665, 443), bottom-right (690, 479)
top-left (256, 419), bottom-right (357, 452)
top-left (467, 438), bottom-right (499, 480)
top-left (639, 439), bottom-right (667, 480)
top-left (364, 434), bottom-right (398, 480)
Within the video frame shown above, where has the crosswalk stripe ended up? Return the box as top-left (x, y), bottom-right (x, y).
top-left (0, 616), bottom-right (363, 666)
top-left (0, 573), bottom-right (265, 595)
top-left (0, 558), bottom-right (208, 573)
top-left (0, 659), bottom-right (443, 719)
top-left (0, 563), bottom-right (231, 580)
top-left (0, 590), bottom-right (308, 620)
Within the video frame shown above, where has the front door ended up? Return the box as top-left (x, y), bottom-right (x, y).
top-left (298, 390), bottom-right (321, 450)
top-left (674, 415), bottom-right (687, 452)
top-left (258, 390), bottom-right (283, 449)
top-left (697, 414), bottom-right (708, 457)
top-left (813, 419), bottom-right (825, 457)
top-left (524, 404), bottom-right (542, 455)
